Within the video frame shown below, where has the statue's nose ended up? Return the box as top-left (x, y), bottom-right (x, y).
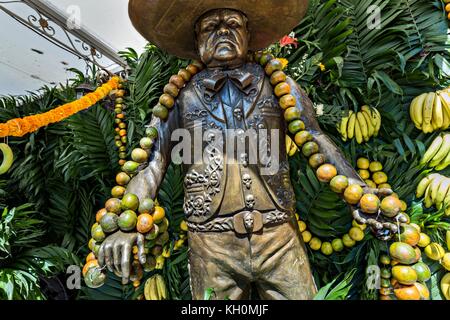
top-left (218, 26), bottom-right (230, 36)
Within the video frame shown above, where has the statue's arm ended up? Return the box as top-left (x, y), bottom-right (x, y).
top-left (286, 77), bottom-right (365, 187)
top-left (125, 109), bottom-right (179, 202)
top-left (98, 106), bottom-right (179, 284)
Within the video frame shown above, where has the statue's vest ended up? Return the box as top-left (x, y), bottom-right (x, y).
top-left (177, 63), bottom-right (296, 225)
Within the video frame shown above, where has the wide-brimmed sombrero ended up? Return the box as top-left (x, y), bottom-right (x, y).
top-left (128, 0), bottom-right (309, 59)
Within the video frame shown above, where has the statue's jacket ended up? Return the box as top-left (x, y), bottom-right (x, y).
top-left (127, 62), bottom-right (359, 230)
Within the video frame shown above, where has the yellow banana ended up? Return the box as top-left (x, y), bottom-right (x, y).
top-left (433, 94), bottom-right (444, 129)
top-left (430, 175), bottom-right (445, 206)
top-left (410, 93), bottom-right (427, 129)
top-left (145, 276), bottom-right (160, 300)
top-left (357, 112), bottom-right (369, 141)
top-left (361, 105), bottom-right (376, 126)
top-left (355, 117), bottom-right (363, 144)
top-left (435, 147), bottom-right (450, 171)
top-left (286, 135), bottom-right (298, 156)
top-left (436, 178), bottom-right (450, 206)
top-left (347, 113), bottom-right (357, 139)
top-left (416, 176), bottom-right (432, 198)
top-left (422, 92), bottom-right (436, 133)
top-left (155, 275), bottom-right (167, 300)
top-left (440, 91), bottom-right (450, 117)
top-left (362, 110), bottom-right (375, 138)
top-left (424, 182), bottom-right (434, 208)
top-left (430, 134), bottom-right (450, 167)
top-left (446, 231), bottom-right (450, 251)
top-left (340, 112), bottom-right (352, 141)
top-left (442, 100), bottom-right (450, 130)
top-left (421, 135), bottom-right (444, 165)
top-left (441, 273), bottom-right (450, 300)
top-left (0, 143), bottom-right (14, 175)
top-left (372, 108), bottom-right (382, 136)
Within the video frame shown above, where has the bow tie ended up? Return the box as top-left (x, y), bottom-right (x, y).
top-left (203, 70), bottom-right (255, 95)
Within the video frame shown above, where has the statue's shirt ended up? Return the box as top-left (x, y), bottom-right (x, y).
top-left (176, 63), bottom-right (296, 224)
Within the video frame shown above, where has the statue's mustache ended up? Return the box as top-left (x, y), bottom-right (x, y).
top-left (213, 35), bottom-right (238, 48)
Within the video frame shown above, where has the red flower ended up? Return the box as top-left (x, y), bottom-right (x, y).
top-left (280, 35), bottom-right (299, 48)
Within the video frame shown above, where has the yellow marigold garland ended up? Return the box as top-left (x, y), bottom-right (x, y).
top-left (0, 77), bottom-right (120, 138)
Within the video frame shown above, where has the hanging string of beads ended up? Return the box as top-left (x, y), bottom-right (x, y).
top-left (83, 61), bottom-right (205, 295)
top-left (113, 81), bottom-right (129, 166)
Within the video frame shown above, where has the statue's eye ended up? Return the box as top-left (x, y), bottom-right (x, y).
top-left (227, 20), bottom-right (240, 28)
top-left (202, 22), bottom-right (217, 32)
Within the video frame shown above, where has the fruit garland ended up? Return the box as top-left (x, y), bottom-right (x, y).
top-left (112, 82), bottom-right (129, 167)
top-left (378, 226), bottom-right (450, 300)
top-left (83, 62), bottom-right (205, 294)
top-left (83, 53), bottom-right (406, 294)
top-left (0, 77), bottom-right (120, 138)
top-left (409, 89), bottom-right (450, 134)
top-left (338, 106), bottom-right (382, 144)
top-left (295, 158), bottom-right (408, 256)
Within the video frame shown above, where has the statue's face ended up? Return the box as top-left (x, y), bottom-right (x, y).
top-left (195, 9), bottom-right (249, 69)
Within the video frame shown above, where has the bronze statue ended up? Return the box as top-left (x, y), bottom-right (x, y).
top-left (98, 0), bottom-right (400, 300)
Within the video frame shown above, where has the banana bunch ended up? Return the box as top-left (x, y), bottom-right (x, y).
top-left (409, 91), bottom-right (450, 133)
top-left (420, 133), bottom-right (450, 170)
top-left (286, 135), bottom-right (298, 157)
top-left (338, 106), bottom-right (381, 144)
top-left (0, 143), bottom-right (14, 175)
top-left (416, 173), bottom-right (450, 215)
top-left (144, 274), bottom-right (167, 300)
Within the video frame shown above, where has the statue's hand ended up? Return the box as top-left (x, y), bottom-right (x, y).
top-left (98, 231), bottom-right (146, 285)
top-left (351, 187), bottom-right (406, 241)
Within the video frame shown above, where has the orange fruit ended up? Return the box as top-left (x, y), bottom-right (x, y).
top-left (83, 259), bottom-right (99, 277)
top-left (100, 212), bottom-right (119, 233)
top-left (343, 184), bottom-right (364, 205)
top-left (118, 210), bottom-right (138, 231)
top-left (412, 262), bottom-right (431, 282)
top-left (365, 179), bottom-right (377, 189)
top-left (308, 153), bottom-right (326, 169)
top-left (153, 206), bottom-right (166, 224)
top-left (265, 59), bottom-right (284, 76)
top-left (316, 164), bottom-right (338, 183)
top-left (392, 265), bottom-right (418, 285)
top-left (357, 158), bottom-right (370, 170)
top-left (163, 83), bottom-right (179, 98)
top-left (394, 285), bottom-right (421, 300)
top-left (121, 193), bottom-right (140, 211)
top-left (369, 161), bottom-right (383, 172)
top-left (271, 71), bottom-right (287, 86)
top-left (111, 186), bottom-right (126, 199)
top-left (96, 208), bottom-right (107, 223)
top-left (359, 194), bottom-right (380, 214)
top-left (86, 252), bottom-right (96, 263)
top-left (139, 198), bottom-right (155, 214)
top-left (358, 169), bottom-right (370, 180)
top-left (378, 183), bottom-right (392, 190)
top-left (178, 69), bottom-right (192, 82)
top-left (284, 107), bottom-right (301, 122)
top-left (302, 142), bottom-right (319, 157)
top-left (330, 175), bottom-right (349, 193)
top-left (131, 148), bottom-right (148, 163)
top-left (137, 214), bottom-right (154, 234)
top-left (169, 75), bottom-right (185, 89)
top-left (380, 196), bottom-right (402, 217)
top-left (389, 242), bottom-right (417, 265)
top-left (279, 94), bottom-right (296, 110)
top-left (274, 82), bottom-right (291, 97)
top-left (372, 171), bottom-right (388, 185)
top-left (294, 130), bottom-right (313, 147)
top-left (105, 198), bottom-right (122, 214)
top-left (159, 93), bottom-right (175, 109)
top-left (398, 224), bottom-right (420, 247)
top-left (116, 172), bottom-right (131, 186)
top-left (348, 227), bottom-right (365, 241)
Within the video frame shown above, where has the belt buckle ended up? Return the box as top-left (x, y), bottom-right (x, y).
top-left (233, 210), bottom-right (263, 235)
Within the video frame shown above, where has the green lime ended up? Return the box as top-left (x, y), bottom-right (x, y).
top-left (118, 210), bottom-right (138, 231)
